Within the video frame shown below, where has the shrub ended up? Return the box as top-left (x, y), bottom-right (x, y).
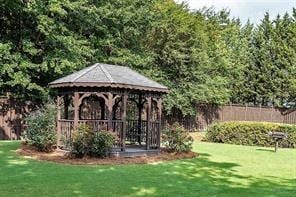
top-left (205, 121), bottom-right (296, 148)
top-left (71, 124), bottom-right (93, 158)
top-left (71, 124), bottom-right (115, 158)
top-left (23, 103), bottom-right (56, 152)
top-left (90, 131), bottom-right (116, 157)
top-left (162, 123), bottom-right (194, 153)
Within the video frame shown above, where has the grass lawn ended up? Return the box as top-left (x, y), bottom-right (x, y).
top-left (0, 141), bottom-right (296, 197)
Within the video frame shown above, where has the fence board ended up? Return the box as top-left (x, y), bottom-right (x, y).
top-left (1, 99), bottom-right (296, 139)
top-left (164, 104), bottom-right (296, 131)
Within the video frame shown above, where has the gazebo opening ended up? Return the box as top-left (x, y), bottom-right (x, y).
top-left (49, 63), bottom-right (168, 155)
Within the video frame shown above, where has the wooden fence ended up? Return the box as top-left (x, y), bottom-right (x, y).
top-left (164, 104), bottom-right (296, 131)
top-left (1, 98), bottom-right (296, 139)
top-left (0, 96), bottom-right (35, 140)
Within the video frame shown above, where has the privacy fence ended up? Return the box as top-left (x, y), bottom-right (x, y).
top-left (1, 97), bottom-right (296, 139)
top-left (164, 104), bottom-right (296, 131)
top-left (0, 96), bottom-right (35, 140)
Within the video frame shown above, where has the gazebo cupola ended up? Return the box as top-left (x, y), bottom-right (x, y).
top-left (49, 63), bottom-right (168, 152)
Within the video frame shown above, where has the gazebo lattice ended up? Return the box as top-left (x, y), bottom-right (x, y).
top-left (49, 63), bottom-right (168, 153)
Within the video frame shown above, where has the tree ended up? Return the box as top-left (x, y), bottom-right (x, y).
top-left (1, 0), bottom-right (295, 114)
top-left (242, 12), bottom-right (296, 106)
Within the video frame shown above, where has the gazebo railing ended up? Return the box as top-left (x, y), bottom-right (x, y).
top-left (148, 121), bottom-right (161, 149)
top-left (58, 119), bottom-right (161, 151)
top-left (58, 119), bottom-right (125, 150)
top-left (126, 120), bottom-right (147, 144)
top-left (78, 119), bottom-right (109, 131)
top-left (59, 119), bottom-right (74, 150)
top-left (125, 120), bottom-right (160, 149)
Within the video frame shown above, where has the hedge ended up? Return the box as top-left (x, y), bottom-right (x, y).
top-left (205, 121), bottom-right (296, 148)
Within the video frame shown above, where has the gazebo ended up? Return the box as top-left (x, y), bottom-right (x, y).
top-left (49, 63), bottom-right (168, 155)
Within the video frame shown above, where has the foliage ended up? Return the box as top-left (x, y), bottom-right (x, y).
top-left (205, 121), bottom-right (296, 148)
top-left (239, 12), bottom-right (296, 106)
top-left (71, 124), bottom-right (115, 158)
top-left (162, 123), bottom-right (194, 152)
top-left (23, 103), bottom-right (56, 152)
top-left (91, 131), bottom-right (117, 157)
top-left (71, 124), bottom-right (94, 158)
top-left (1, 0), bottom-right (295, 113)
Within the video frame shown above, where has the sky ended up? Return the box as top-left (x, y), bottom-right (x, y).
top-left (175, 0), bottom-right (296, 24)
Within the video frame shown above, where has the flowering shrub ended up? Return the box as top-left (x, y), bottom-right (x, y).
top-left (162, 123), bottom-right (194, 153)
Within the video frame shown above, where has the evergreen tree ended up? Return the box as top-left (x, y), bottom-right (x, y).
top-left (0, 0), bottom-right (295, 114)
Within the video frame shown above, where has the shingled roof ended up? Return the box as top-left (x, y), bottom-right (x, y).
top-left (49, 63), bottom-right (168, 93)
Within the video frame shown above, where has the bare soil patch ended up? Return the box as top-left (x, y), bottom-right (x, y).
top-left (17, 145), bottom-right (197, 165)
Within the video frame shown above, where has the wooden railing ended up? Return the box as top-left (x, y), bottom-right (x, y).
top-left (58, 119), bottom-right (161, 151)
top-left (148, 121), bottom-right (160, 149)
top-left (126, 120), bottom-right (147, 144)
top-left (59, 119), bottom-right (74, 150)
top-left (78, 119), bottom-right (108, 131)
top-left (59, 119), bottom-right (125, 150)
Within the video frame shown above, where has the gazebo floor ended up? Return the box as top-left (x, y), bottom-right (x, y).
top-left (111, 147), bottom-right (160, 158)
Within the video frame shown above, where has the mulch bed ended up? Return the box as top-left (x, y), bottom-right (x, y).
top-left (17, 145), bottom-right (198, 165)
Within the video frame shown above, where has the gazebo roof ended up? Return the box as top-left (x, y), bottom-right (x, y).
top-left (49, 63), bottom-right (168, 93)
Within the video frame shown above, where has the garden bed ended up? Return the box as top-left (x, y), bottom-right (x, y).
top-left (17, 145), bottom-right (197, 165)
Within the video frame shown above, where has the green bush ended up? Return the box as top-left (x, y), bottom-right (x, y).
top-left (162, 123), bottom-right (194, 153)
top-left (91, 131), bottom-right (116, 157)
top-left (71, 124), bottom-right (93, 158)
top-left (205, 121), bottom-right (296, 148)
top-left (71, 124), bottom-right (115, 158)
top-left (23, 103), bottom-right (56, 152)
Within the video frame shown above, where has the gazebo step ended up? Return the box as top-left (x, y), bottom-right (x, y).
top-left (111, 148), bottom-right (160, 158)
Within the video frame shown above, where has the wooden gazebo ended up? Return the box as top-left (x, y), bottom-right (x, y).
top-left (49, 63), bottom-right (168, 155)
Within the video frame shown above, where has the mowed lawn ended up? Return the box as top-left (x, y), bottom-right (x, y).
top-left (1, 141), bottom-right (296, 197)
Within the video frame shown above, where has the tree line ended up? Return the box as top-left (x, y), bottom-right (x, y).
top-left (1, 0), bottom-right (295, 115)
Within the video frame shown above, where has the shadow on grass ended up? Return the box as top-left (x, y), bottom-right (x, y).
top-left (129, 152), bottom-right (296, 196)
top-left (256, 148), bottom-right (275, 152)
top-left (1, 141), bottom-right (296, 196)
top-left (0, 141), bottom-right (30, 168)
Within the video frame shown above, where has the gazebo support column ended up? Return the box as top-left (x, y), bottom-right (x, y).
top-left (156, 98), bottom-right (162, 148)
top-left (107, 93), bottom-right (112, 130)
top-left (73, 92), bottom-right (80, 128)
top-left (146, 96), bottom-right (152, 150)
top-left (137, 94), bottom-right (143, 145)
top-left (101, 102), bottom-right (105, 120)
top-left (63, 94), bottom-right (70, 119)
top-left (107, 93), bottom-right (115, 130)
top-left (56, 95), bottom-right (62, 148)
top-left (121, 90), bottom-right (128, 151)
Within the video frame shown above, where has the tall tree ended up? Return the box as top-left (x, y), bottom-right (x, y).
top-left (242, 12), bottom-right (296, 106)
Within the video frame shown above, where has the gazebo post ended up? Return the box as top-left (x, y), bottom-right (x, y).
top-left (73, 92), bottom-right (80, 128)
top-left (100, 101), bottom-right (105, 120)
top-left (107, 92), bottom-right (113, 130)
top-left (137, 93), bottom-right (143, 145)
top-left (121, 90), bottom-right (128, 151)
top-left (63, 94), bottom-right (69, 119)
top-left (56, 95), bottom-right (62, 148)
top-left (146, 96), bottom-right (152, 150)
top-left (157, 98), bottom-right (163, 149)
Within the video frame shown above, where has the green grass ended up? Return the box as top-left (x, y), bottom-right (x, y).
top-left (1, 141), bottom-right (296, 197)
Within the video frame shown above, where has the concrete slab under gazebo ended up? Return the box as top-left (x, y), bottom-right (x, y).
top-left (49, 63), bottom-right (168, 156)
